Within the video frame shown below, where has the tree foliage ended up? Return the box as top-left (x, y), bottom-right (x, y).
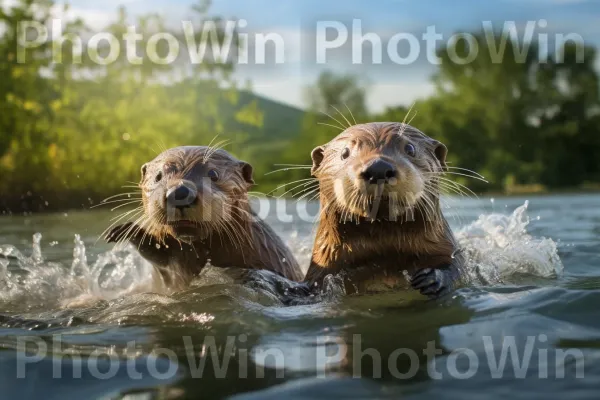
top-left (286, 33), bottom-right (600, 194)
top-left (0, 0), bottom-right (263, 210)
top-left (1, 3), bottom-right (600, 212)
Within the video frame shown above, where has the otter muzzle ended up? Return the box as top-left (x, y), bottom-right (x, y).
top-left (166, 182), bottom-right (198, 210)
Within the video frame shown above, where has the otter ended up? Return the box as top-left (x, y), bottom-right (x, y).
top-left (304, 122), bottom-right (464, 298)
top-left (105, 146), bottom-right (303, 284)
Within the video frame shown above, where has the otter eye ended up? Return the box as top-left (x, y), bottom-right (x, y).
top-left (208, 169), bottom-right (219, 182)
top-left (341, 147), bottom-right (351, 160)
top-left (405, 143), bottom-right (416, 157)
top-left (155, 171), bottom-right (163, 182)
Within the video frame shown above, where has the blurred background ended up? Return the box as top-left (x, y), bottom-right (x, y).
top-left (1, 0), bottom-right (599, 212)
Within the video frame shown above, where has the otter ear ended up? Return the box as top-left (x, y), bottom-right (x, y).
top-left (141, 163), bottom-right (148, 178)
top-left (432, 141), bottom-right (448, 169)
top-left (311, 146), bottom-right (325, 175)
top-left (239, 162), bottom-right (255, 185)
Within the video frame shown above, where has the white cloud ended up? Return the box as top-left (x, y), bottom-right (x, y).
top-left (368, 81), bottom-right (436, 113)
top-left (250, 78), bottom-right (306, 109)
top-left (52, 6), bottom-right (115, 30)
top-left (247, 76), bottom-right (436, 114)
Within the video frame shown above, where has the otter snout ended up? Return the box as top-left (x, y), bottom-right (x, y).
top-left (360, 159), bottom-right (397, 184)
top-left (166, 182), bottom-right (198, 210)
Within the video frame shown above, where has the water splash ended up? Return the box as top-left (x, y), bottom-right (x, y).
top-left (457, 201), bottom-right (563, 284)
top-left (0, 233), bottom-right (166, 311)
top-left (0, 203), bottom-right (563, 316)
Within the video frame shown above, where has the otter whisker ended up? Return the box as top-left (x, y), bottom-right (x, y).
top-left (434, 181), bottom-right (475, 200)
top-left (94, 196), bottom-right (142, 204)
top-left (306, 191), bottom-right (321, 203)
top-left (406, 110), bottom-right (418, 127)
top-left (181, 153), bottom-right (205, 177)
top-left (202, 139), bottom-right (231, 165)
top-left (273, 164), bottom-right (312, 167)
top-left (95, 209), bottom-right (142, 245)
top-left (427, 182), bottom-right (463, 199)
top-left (317, 121), bottom-right (346, 132)
top-left (98, 208), bottom-right (144, 246)
top-left (221, 215), bottom-right (246, 252)
top-left (418, 191), bottom-right (438, 226)
top-left (137, 208), bottom-right (165, 250)
top-left (151, 137), bottom-right (169, 155)
top-left (397, 102), bottom-right (417, 137)
top-left (109, 207), bottom-right (144, 222)
top-left (331, 105), bottom-right (353, 129)
top-left (99, 192), bottom-right (142, 202)
top-left (204, 133), bottom-right (222, 155)
top-left (100, 209), bottom-right (142, 242)
top-left (341, 190), bottom-right (361, 223)
top-left (90, 197), bottom-right (142, 209)
top-left (267, 178), bottom-right (317, 196)
top-left (247, 191), bottom-right (264, 198)
top-left (282, 182), bottom-right (319, 199)
top-left (216, 203), bottom-right (253, 251)
top-left (320, 110), bottom-right (348, 131)
top-left (445, 166), bottom-right (486, 180)
top-left (296, 186), bottom-right (320, 202)
top-left (116, 212), bottom-right (147, 248)
top-left (264, 166), bottom-right (312, 176)
top-left (351, 191), bottom-right (366, 223)
top-left (432, 176), bottom-right (479, 199)
top-left (343, 103), bottom-right (358, 125)
top-left (426, 171), bottom-right (489, 184)
top-left (110, 200), bottom-right (143, 212)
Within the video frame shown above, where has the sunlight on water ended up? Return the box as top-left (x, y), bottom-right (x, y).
top-left (457, 201), bottom-right (564, 285)
top-left (0, 202), bottom-right (563, 315)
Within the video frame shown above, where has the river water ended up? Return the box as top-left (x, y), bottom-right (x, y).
top-left (0, 194), bottom-right (598, 399)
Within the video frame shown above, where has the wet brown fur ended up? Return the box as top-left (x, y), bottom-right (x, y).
top-left (305, 122), bottom-right (463, 293)
top-left (107, 146), bottom-right (303, 284)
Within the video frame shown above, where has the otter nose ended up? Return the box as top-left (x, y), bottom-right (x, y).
top-left (166, 184), bottom-right (197, 209)
top-left (360, 159), bottom-right (397, 184)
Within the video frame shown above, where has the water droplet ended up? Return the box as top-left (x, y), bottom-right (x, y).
top-left (282, 258), bottom-right (286, 263)
top-left (155, 244), bottom-right (161, 249)
top-left (63, 213), bottom-right (68, 217)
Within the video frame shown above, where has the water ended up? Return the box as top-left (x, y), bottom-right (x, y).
top-left (0, 194), bottom-right (598, 399)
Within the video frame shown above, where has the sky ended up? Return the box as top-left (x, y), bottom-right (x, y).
top-left (31, 0), bottom-right (600, 111)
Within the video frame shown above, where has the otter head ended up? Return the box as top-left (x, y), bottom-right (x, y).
top-left (310, 122), bottom-right (447, 221)
top-left (139, 146), bottom-right (254, 242)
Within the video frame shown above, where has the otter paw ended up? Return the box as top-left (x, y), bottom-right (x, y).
top-left (410, 268), bottom-right (453, 299)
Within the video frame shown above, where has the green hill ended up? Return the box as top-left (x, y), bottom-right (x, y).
top-left (237, 91), bottom-right (305, 143)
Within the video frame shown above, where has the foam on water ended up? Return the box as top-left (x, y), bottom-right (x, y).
top-left (457, 201), bottom-right (564, 284)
